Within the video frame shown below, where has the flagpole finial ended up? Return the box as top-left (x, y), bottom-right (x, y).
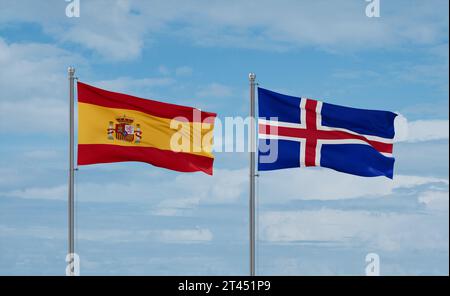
top-left (249, 73), bottom-right (256, 81)
top-left (68, 66), bottom-right (75, 76)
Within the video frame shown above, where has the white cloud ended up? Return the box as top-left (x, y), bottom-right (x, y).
top-left (0, 38), bottom-right (80, 101)
top-left (6, 184), bottom-right (67, 201)
top-left (4, 164), bottom-right (448, 209)
top-left (0, 38), bottom-right (83, 134)
top-left (393, 113), bottom-right (409, 142)
top-left (0, 98), bottom-right (67, 133)
top-left (3, 181), bottom-right (161, 202)
top-left (22, 149), bottom-right (62, 161)
top-left (394, 114), bottom-right (449, 143)
top-left (406, 120), bottom-right (449, 142)
top-left (400, 101), bottom-right (449, 120)
top-left (142, 0), bottom-right (448, 52)
top-left (394, 116), bottom-right (449, 143)
top-left (0, 1), bottom-right (146, 61)
top-left (0, 225), bottom-right (213, 244)
top-left (260, 208), bottom-right (448, 251)
top-left (158, 65), bottom-right (170, 76)
top-left (175, 66), bottom-right (193, 77)
top-left (157, 228), bottom-right (213, 243)
top-left (156, 65), bottom-right (193, 78)
top-left (176, 168), bottom-right (247, 203)
top-left (418, 191), bottom-right (449, 211)
top-left (2, 168), bottom-right (248, 206)
top-left (150, 168), bottom-right (248, 215)
top-left (393, 175), bottom-right (449, 188)
top-left (0, 225), bottom-right (64, 240)
top-left (59, 0), bottom-right (147, 61)
top-left (259, 169), bottom-right (448, 201)
top-left (94, 76), bottom-right (174, 95)
top-left (2, 0), bottom-right (446, 60)
top-left (151, 197), bottom-right (200, 216)
top-left (0, 168), bottom-right (24, 187)
top-left (196, 83), bottom-right (233, 98)
top-left (78, 228), bottom-right (213, 244)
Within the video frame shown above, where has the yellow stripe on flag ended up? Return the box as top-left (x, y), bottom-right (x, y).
top-left (78, 102), bottom-right (214, 158)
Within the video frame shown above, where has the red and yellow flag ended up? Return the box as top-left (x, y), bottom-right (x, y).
top-left (77, 82), bottom-right (216, 175)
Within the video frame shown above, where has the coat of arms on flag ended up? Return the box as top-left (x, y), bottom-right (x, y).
top-left (258, 88), bottom-right (397, 179)
top-left (107, 115), bottom-right (142, 144)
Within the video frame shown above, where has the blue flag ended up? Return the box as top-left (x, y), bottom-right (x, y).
top-left (258, 88), bottom-right (397, 179)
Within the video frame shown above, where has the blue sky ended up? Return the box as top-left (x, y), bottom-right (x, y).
top-left (0, 0), bottom-right (448, 275)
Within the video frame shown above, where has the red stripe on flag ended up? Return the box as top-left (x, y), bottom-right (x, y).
top-left (77, 144), bottom-right (214, 175)
top-left (259, 123), bottom-right (393, 154)
top-left (304, 99), bottom-right (318, 166)
top-left (77, 82), bottom-right (216, 123)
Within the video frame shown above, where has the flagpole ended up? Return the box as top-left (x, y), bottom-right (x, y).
top-left (249, 72), bottom-right (256, 276)
top-left (68, 66), bottom-right (75, 276)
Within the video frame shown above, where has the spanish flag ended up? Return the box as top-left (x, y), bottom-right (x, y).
top-left (77, 82), bottom-right (216, 175)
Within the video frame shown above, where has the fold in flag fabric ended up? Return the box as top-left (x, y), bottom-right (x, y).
top-left (77, 82), bottom-right (216, 175)
top-left (258, 88), bottom-right (397, 179)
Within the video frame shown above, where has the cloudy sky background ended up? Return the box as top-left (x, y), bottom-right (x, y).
top-left (0, 0), bottom-right (448, 275)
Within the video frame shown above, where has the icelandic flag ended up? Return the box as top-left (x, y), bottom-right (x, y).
top-left (258, 88), bottom-right (397, 179)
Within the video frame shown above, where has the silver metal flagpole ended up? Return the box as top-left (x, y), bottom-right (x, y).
top-left (249, 73), bottom-right (256, 276)
top-left (68, 66), bottom-right (75, 276)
